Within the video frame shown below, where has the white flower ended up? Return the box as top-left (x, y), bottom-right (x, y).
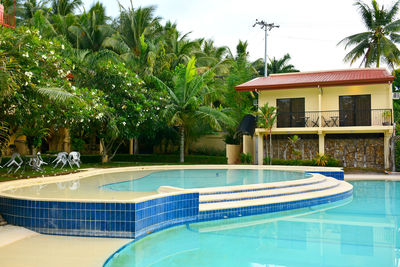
top-left (22, 52), bottom-right (29, 58)
top-left (50, 51), bottom-right (55, 55)
top-left (24, 82), bottom-right (28, 86)
top-left (122, 122), bottom-right (126, 126)
top-left (26, 29), bottom-right (31, 34)
top-left (61, 44), bottom-right (65, 50)
top-left (42, 55), bottom-right (47, 60)
top-left (112, 84), bottom-right (115, 89)
top-left (24, 71), bottom-right (33, 79)
top-left (71, 86), bottom-right (76, 90)
top-left (96, 113), bottom-right (104, 119)
top-left (80, 119), bottom-right (84, 122)
top-left (127, 82), bottom-right (131, 86)
top-left (49, 41), bottom-right (53, 45)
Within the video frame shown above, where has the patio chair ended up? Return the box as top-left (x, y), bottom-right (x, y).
top-left (52, 152), bottom-right (68, 169)
top-left (4, 153), bottom-right (23, 173)
top-left (68, 151), bottom-right (81, 168)
top-left (29, 152), bottom-right (48, 171)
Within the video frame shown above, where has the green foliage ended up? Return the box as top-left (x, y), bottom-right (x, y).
top-left (338, 0), bottom-right (400, 68)
top-left (288, 135), bottom-right (301, 159)
top-left (263, 157), bottom-right (341, 167)
top-left (71, 137), bottom-right (85, 152)
top-left (240, 153), bottom-right (252, 164)
top-left (112, 154), bottom-right (227, 164)
top-left (313, 153), bottom-right (328, 166)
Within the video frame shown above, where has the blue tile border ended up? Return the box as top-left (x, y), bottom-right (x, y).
top-left (306, 170), bottom-right (344, 180)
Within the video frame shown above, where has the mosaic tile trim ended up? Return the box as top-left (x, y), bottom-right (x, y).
top-left (200, 184), bottom-right (340, 204)
top-left (197, 189), bottom-right (353, 222)
top-left (306, 171), bottom-right (344, 180)
top-left (0, 178), bottom-right (350, 239)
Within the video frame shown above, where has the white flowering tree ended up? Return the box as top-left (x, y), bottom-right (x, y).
top-left (0, 26), bottom-right (79, 155)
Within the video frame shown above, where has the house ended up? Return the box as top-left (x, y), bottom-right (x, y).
top-left (235, 68), bottom-right (395, 169)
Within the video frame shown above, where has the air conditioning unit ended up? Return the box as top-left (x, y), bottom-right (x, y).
top-left (393, 92), bottom-right (400, 99)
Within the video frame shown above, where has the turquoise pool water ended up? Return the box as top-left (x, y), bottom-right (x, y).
top-left (101, 169), bottom-right (310, 191)
top-left (105, 181), bottom-right (400, 267)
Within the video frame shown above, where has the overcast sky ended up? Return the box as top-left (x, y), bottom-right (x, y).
top-left (82, 0), bottom-right (397, 72)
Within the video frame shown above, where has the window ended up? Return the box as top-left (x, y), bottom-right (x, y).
top-left (339, 95), bottom-right (371, 126)
top-left (277, 98), bottom-right (305, 127)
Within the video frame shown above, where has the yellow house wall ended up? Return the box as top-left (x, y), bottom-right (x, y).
top-left (258, 83), bottom-right (392, 111)
top-left (258, 87), bottom-right (319, 112)
top-left (321, 83), bottom-right (392, 110)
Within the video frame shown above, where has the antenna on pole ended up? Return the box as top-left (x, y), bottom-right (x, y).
top-left (253, 19), bottom-right (279, 77)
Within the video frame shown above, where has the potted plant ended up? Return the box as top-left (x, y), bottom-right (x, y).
top-left (382, 110), bottom-right (392, 125)
top-left (224, 130), bottom-right (241, 164)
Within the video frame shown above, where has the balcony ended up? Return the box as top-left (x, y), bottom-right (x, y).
top-left (0, 6), bottom-right (15, 29)
top-left (275, 109), bottom-right (393, 128)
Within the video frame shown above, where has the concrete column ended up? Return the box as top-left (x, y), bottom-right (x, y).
top-left (257, 133), bottom-right (264, 165)
top-left (384, 133), bottom-right (390, 169)
top-left (129, 138), bottom-right (134, 155)
top-left (318, 133), bottom-right (325, 155)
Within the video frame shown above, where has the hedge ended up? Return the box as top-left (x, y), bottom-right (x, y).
top-left (112, 154), bottom-right (227, 164)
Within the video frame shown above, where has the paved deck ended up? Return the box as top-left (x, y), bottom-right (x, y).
top-left (0, 225), bottom-right (131, 267)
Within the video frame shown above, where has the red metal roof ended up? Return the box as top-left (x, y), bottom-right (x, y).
top-left (234, 68), bottom-right (394, 91)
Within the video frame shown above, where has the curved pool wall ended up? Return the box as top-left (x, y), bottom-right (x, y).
top-left (0, 165), bottom-right (348, 239)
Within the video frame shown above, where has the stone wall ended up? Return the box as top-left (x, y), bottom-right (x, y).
top-left (270, 135), bottom-right (318, 160)
top-left (267, 133), bottom-right (384, 169)
top-left (325, 134), bottom-right (384, 169)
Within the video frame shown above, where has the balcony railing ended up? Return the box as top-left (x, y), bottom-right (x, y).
top-left (0, 7), bottom-right (15, 29)
top-left (275, 109), bottom-right (392, 128)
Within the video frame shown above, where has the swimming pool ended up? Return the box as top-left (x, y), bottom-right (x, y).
top-left (101, 169), bottom-right (311, 191)
top-left (104, 180), bottom-right (399, 267)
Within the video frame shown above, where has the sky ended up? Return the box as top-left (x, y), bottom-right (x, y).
top-left (82, 0), bottom-right (397, 72)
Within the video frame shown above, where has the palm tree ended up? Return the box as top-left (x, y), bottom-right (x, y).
top-left (152, 57), bottom-right (231, 162)
top-left (22, 0), bottom-right (49, 22)
top-left (253, 53), bottom-right (299, 76)
top-left (51, 0), bottom-right (82, 16)
top-left (338, 0), bottom-right (400, 68)
top-left (68, 2), bottom-right (114, 51)
top-left (258, 103), bottom-right (277, 165)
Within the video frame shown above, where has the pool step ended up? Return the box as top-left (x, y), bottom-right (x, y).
top-left (199, 178), bottom-right (340, 204)
top-left (199, 178), bottom-right (352, 212)
top-left (197, 176), bottom-right (328, 196)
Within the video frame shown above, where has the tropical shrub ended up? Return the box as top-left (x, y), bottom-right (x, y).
top-left (240, 153), bottom-right (252, 164)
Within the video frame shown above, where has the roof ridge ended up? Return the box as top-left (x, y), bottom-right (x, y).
top-left (269, 68), bottom-right (390, 77)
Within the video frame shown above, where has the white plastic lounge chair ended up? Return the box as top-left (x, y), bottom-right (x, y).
top-left (68, 151), bottom-right (81, 168)
top-left (52, 152), bottom-right (68, 169)
top-left (29, 152), bottom-right (48, 171)
top-left (4, 153), bottom-right (23, 173)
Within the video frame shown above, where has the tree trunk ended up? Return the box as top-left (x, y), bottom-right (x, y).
top-left (180, 126), bottom-right (185, 163)
top-left (134, 137), bottom-right (139, 155)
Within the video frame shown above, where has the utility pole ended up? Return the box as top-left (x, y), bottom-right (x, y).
top-left (253, 20), bottom-right (279, 77)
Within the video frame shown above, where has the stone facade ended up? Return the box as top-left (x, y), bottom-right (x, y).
top-left (325, 134), bottom-right (384, 169)
top-left (267, 133), bottom-right (384, 169)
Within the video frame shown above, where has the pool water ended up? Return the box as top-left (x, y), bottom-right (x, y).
top-left (101, 169), bottom-right (310, 191)
top-left (105, 181), bottom-right (400, 267)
